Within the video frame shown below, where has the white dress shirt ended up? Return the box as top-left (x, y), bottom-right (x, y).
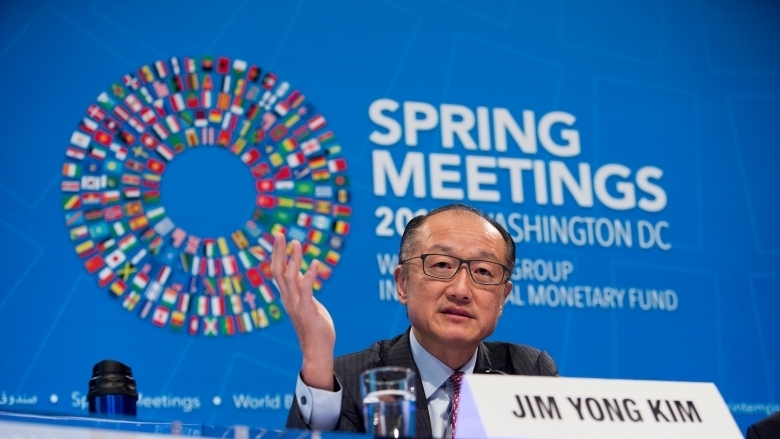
top-left (295, 330), bottom-right (478, 437)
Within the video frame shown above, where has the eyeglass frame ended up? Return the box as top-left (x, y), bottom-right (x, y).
top-left (398, 253), bottom-right (511, 286)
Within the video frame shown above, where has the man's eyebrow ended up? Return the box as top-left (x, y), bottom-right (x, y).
top-left (427, 244), bottom-right (499, 260)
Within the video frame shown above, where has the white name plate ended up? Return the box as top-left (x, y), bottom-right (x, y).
top-left (457, 375), bottom-right (742, 439)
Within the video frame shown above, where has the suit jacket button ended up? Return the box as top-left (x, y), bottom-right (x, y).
top-left (300, 396), bottom-right (307, 405)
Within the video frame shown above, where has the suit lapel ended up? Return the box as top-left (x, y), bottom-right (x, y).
top-left (384, 330), bottom-right (432, 438)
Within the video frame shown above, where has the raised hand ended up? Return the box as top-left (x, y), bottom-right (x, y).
top-left (270, 232), bottom-right (336, 391)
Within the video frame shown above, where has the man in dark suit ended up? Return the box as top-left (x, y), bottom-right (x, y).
top-left (271, 203), bottom-right (558, 436)
top-left (746, 411), bottom-right (780, 439)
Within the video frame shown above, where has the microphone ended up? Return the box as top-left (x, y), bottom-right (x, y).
top-left (474, 367), bottom-right (508, 375)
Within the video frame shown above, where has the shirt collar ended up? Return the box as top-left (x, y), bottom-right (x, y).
top-left (409, 329), bottom-right (478, 400)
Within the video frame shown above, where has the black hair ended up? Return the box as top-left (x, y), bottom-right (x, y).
top-left (398, 203), bottom-right (516, 270)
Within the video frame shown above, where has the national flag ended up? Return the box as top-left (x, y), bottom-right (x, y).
top-left (245, 267), bottom-right (263, 288)
top-left (124, 202), bottom-right (143, 217)
top-left (268, 303), bottom-right (283, 321)
top-left (219, 277), bottom-right (233, 295)
top-left (274, 166), bottom-right (292, 180)
top-left (187, 315), bottom-right (199, 335)
top-left (79, 117), bottom-right (98, 134)
top-left (312, 215), bottom-right (331, 230)
top-left (144, 280), bottom-right (162, 301)
top-left (61, 180), bottom-right (80, 192)
top-left (325, 250), bottom-right (341, 266)
top-left (62, 194), bottom-right (81, 210)
top-left (251, 309), bottom-right (269, 328)
top-left (185, 92), bottom-right (199, 109)
top-left (181, 57), bottom-right (195, 74)
top-left (62, 163), bottom-right (81, 178)
top-left (303, 243), bottom-right (320, 258)
top-left (139, 107), bottom-right (157, 124)
top-left (129, 215), bottom-right (149, 231)
top-left (152, 306), bottom-right (170, 327)
top-left (172, 75), bottom-right (185, 92)
top-left (104, 248), bottom-right (126, 269)
top-left (202, 74), bottom-right (214, 91)
top-left (185, 128), bottom-right (199, 146)
top-left (295, 197), bottom-right (314, 210)
top-left (202, 316), bottom-right (218, 336)
top-left (152, 80), bottom-right (170, 98)
top-left (221, 75), bottom-right (231, 94)
top-left (127, 117), bottom-right (144, 133)
top-left (81, 192), bottom-right (101, 205)
top-left (200, 274), bottom-right (215, 293)
top-left (161, 288), bottom-right (178, 306)
top-left (132, 272), bottom-right (150, 291)
top-left (96, 266), bottom-right (115, 288)
top-left (211, 296), bottom-right (225, 316)
top-left (122, 291), bottom-right (141, 310)
top-left (83, 208), bottom-right (103, 221)
top-left (307, 229), bottom-right (323, 244)
top-left (312, 169), bottom-right (330, 181)
top-left (113, 103), bottom-right (132, 121)
top-left (241, 148), bottom-right (260, 165)
top-left (154, 60), bottom-right (168, 78)
top-left (88, 146), bottom-right (107, 161)
top-left (177, 293), bottom-right (191, 313)
top-left (256, 179), bottom-right (274, 192)
top-left (124, 94), bottom-right (142, 112)
top-left (112, 221), bottom-right (128, 237)
top-left (146, 158), bottom-right (166, 174)
top-left (155, 144), bottom-right (175, 161)
top-left (152, 122), bottom-right (169, 139)
top-left (337, 189), bottom-right (350, 203)
top-left (70, 225), bottom-right (89, 240)
top-left (219, 316), bottom-right (235, 336)
top-left (328, 158), bottom-right (348, 173)
top-left (308, 155), bottom-right (327, 169)
top-left (156, 265), bottom-right (172, 284)
top-left (188, 74), bottom-right (200, 91)
top-left (96, 91), bottom-right (116, 110)
top-left (216, 93), bottom-right (230, 110)
top-left (102, 191), bottom-right (121, 206)
top-left (170, 311), bottom-right (185, 329)
top-left (65, 146), bottom-right (86, 161)
top-left (123, 187), bottom-right (140, 199)
top-left (250, 163), bottom-right (270, 178)
top-left (153, 217), bottom-right (174, 236)
top-left (286, 151), bottom-right (305, 168)
top-left (119, 130), bottom-right (135, 145)
top-left (65, 211), bottom-right (84, 227)
top-left (222, 255), bottom-right (238, 276)
top-left (84, 255), bottom-right (105, 274)
top-left (296, 212), bottom-right (312, 228)
top-left (247, 246), bottom-right (267, 263)
top-left (237, 312), bottom-right (252, 333)
top-left (87, 104), bottom-right (107, 121)
top-left (97, 237), bottom-right (116, 253)
top-left (165, 115), bottom-right (181, 133)
top-left (333, 220), bottom-right (350, 235)
top-left (333, 204), bottom-right (351, 218)
top-left (261, 72), bottom-right (277, 90)
top-left (145, 206), bottom-right (164, 222)
top-left (196, 296), bottom-right (209, 316)
top-left (169, 93), bottom-right (185, 112)
top-left (75, 240), bottom-right (96, 258)
top-left (110, 279), bottom-right (127, 296)
top-left (258, 283), bottom-right (275, 304)
top-left (256, 195), bottom-right (276, 209)
top-left (216, 237), bottom-right (229, 256)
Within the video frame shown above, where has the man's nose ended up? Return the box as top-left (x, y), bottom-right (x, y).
top-left (447, 264), bottom-right (473, 299)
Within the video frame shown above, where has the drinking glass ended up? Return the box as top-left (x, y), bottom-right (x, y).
top-left (360, 367), bottom-right (417, 438)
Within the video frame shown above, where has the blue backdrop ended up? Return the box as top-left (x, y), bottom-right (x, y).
top-left (0, 0), bottom-right (778, 435)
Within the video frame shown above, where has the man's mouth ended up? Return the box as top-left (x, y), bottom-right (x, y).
top-left (441, 307), bottom-right (473, 318)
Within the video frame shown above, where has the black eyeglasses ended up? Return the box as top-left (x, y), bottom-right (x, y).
top-left (399, 254), bottom-right (510, 285)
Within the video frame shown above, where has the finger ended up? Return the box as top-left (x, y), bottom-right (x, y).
top-left (300, 259), bottom-right (319, 300)
top-left (286, 239), bottom-right (303, 281)
top-left (270, 232), bottom-right (289, 279)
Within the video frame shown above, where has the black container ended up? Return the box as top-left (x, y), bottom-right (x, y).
top-left (87, 360), bottom-right (138, 416)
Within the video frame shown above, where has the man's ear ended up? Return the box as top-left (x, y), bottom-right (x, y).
top-left (394, 264), bottom-right (408, 305)
top-left (500, 281), bottom-right (512, 315)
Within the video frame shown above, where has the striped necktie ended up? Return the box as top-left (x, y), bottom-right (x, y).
top-left (449, 372), bottom-right (464, 439)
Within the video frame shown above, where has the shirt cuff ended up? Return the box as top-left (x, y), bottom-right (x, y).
top-left (294, 372), bottom-right (343, 430)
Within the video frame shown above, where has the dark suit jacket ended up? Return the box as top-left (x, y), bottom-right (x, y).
top-left (746, 411), bottom-right (780, 439)
top-left (286, 329), bottom-right (558, 437)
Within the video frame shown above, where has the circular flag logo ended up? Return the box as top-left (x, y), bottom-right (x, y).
top-left (61, 56), bottom-right (350, 336)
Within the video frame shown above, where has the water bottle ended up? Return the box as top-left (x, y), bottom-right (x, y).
top-left (87, 360), bottom-right (138, 416)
